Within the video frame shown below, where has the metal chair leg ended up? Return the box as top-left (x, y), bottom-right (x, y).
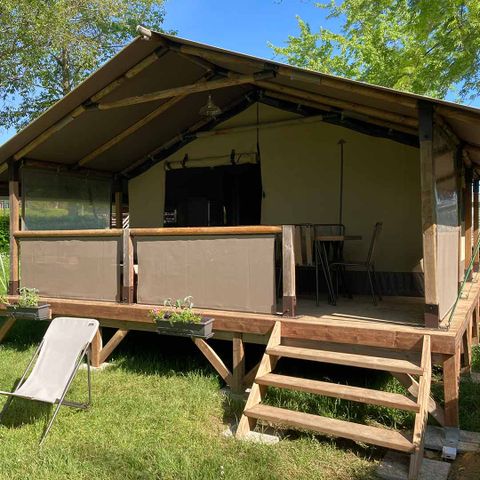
top-left (367, 268), bottom-right (377, 306)
top-left (371, 265), bottom-right (382, 301)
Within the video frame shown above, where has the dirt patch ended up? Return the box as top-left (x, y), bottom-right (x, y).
top-left (449, 452), bottom-right (480, 480)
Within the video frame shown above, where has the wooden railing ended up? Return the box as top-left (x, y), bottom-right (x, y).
top-left (12, 225), bottom-right (297, 316)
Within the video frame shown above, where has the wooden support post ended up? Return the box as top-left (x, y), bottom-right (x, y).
top-left (465, 168), bottom-right (473, 280)
top-left (99, 328), bottom-right (129, 364)
top-left (419, 102), bottom-right (439, 328)
top-left (122, 228), bottom-right (134, 303)
top-left (443, 349), bottom-right (460, 427)
top-left (8, 160), bottom-right (20, 295)
top-left (282, 225), bottom-right (296, 317)
top-left (115, 190), bottom-right (122, 228)
top-left (473, 180), bottom-right (479, 271)
top-left (193, 338), bottom-right (233, 387)
top-left (0, 317), bottom-right (16, 343)
top-left (232, 333), bottom-right (245, 395)
top-left (91, 328), bottom-right (103, 368)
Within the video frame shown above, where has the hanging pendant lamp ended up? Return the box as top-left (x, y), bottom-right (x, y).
top-left (199, 94), bottom-right (222, 117)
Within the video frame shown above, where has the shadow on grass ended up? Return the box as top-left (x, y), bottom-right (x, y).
top-left (0, 395), bottom-right (52, 430)
top-left (1, 319), bottom-right (47, 352)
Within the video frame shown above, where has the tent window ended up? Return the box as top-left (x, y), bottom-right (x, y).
top-left (22, 168), bottom-right (112, 230)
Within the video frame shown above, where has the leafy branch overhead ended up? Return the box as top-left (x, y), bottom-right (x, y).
top-left (272, 0), bottom-right (480, 102)
top-left (0, 0), bottom-right (170, 130)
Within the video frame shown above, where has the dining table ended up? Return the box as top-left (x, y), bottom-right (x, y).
top-left (314, 234), bottom-right (362, 306)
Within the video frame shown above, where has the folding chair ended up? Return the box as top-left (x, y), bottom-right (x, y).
top-left (0, 317), bottom-right (99, 445)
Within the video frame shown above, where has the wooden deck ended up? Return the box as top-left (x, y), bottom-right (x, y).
top-left (1, 273), bottom-right (478, 431)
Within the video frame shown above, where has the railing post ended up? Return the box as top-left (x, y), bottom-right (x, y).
top-left (282, 225), bottom-right (296, 317)
top-left (419, 102), bottom-right (439, 328)
top-left (8, 159), bottom-right (20, 295)
top-left (122, 227), bottom-right (134, 303)
top-left (473, 179), bottom-right (479, 272)
top-left (465, 168), bottom-right (473, 280)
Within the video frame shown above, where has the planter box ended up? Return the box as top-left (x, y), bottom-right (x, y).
top-left (6, 304), bottom-right (51, 321)
top-left (155, 315), bottom-right (214, 339)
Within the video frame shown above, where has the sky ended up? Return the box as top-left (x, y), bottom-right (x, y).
top-left (0, 0), bottom-right (331, 145)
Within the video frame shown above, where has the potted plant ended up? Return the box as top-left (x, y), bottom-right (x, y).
top-left (149, 297), bottom-right (214, 339)
top-left (2, 287), bottom-right (50, 321)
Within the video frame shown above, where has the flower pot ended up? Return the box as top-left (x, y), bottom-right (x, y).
top-left (155, 315), bottom-right (214, 339)
top-left (6, 303), bottom-right (51, 321)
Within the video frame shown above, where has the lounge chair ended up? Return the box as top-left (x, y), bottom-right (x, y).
top-left (0, 317), bottom-right (99, 445)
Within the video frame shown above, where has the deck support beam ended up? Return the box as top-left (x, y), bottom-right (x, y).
top-left (443, 349), bottom-right (461, 427)
top-left (232, 333), bottom-right (245, 394)
top-left (98, 328), bottom-right (129, 365)
top-left (419, 102), bottom-right (439, 328)
top-left (0, 317), bottom-right (16, 343)
top-left (8, 160), bottom-right (20, 295)
top-left (91, 328), bottom-right (103, 368)
top-left (193, 338), bottom-right (233, 387)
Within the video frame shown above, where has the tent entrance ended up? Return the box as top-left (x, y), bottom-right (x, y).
top-left (164, 164), bottom-right (262, 227)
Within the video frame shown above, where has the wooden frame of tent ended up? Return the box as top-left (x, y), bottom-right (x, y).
top-left (0, 29), bottom-right (480, 478)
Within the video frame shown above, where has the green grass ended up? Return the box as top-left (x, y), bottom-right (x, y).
top-left (0, 322), bottom-right (378, 480)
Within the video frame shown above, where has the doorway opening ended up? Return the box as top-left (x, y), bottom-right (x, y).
top-left (164, 164), bottom-right (262, 227)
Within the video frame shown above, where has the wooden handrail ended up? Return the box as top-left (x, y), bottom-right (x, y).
top-left (130, 226), bottom-right (282, 236)
top-left (13, 226), bottom-right (282, 238)
top-left (14, 229), bottom-right (123, 238)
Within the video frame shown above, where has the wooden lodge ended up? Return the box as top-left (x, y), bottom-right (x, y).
top-left (0, 28), bottom-right (480, 478)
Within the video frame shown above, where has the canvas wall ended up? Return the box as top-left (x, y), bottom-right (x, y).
top-left (128, 103), bottom-right (422, 273)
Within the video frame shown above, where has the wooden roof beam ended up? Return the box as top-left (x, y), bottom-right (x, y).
top-left (96, 71), bottom-right (275, 110)
top-left (77, 71), bottom-right (214, 167)
top-left (262, 89), bottom-right (418, 136)
top-left (12, 47), bottom-right (168, 162)
top-left (173, 43), bottom-right (418, 110)
top-left (256, 80), bottom-right (418, 129)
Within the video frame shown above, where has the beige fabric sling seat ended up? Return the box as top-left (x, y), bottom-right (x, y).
top-left (0, 317), bottom-right (99, 444)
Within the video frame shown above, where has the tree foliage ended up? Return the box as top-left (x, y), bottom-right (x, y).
top-left (272, 1), bottom-right (480, 101)
top-left (0, 0), bottom-right (169, 130)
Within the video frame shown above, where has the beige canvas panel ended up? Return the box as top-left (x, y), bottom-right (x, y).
top-left (437, 227), bottom-right (459, 319)
top-left (136, 234), bottom-right (276, 314)
top-left (20, 238), bottom-right (121, 302)
top-left (131, 104), bottom-right (423, 272)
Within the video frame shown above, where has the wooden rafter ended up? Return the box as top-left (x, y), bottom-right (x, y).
top-left (77, 72), bottom-right (213, 167)
top-left (12, 47), bottom-right (167, 162)
top-left (96, 71), bottom-right (274, 110)
top-left (121, 92), bottom-right (258, 177)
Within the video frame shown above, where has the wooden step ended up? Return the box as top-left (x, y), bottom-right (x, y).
top-left (256, 373), bottom-right (420, 412)
top-left (245, 404), bottom-right (414, 452)
top-left (267, 345), bottom-right (423, 375)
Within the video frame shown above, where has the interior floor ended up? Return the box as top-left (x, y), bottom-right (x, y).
top-left (294, 295), bottom-right (425, 327)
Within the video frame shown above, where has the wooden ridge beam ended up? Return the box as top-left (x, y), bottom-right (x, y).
top-left (257, 80), bottom-right (418, 128)
top-left (96, 71), bottom-right (274, 110)
top-left (77, 72), bottom-right (213, 167)
top-left (12, 47), bottom-right (167, 162)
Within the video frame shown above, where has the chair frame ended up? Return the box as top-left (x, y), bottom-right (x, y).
top-left (330, 222), bottom-right (383, 305)
top-left (0, 341), bottom-right (92, 445)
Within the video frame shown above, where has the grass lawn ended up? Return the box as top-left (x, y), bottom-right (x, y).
top-left (0, 321), bottom-right (378, 480)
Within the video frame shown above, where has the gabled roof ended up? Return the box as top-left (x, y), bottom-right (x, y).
top-left (1, 29), bottom-right (479, 179)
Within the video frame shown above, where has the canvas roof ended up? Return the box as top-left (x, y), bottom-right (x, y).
top-left (1, 29), bottom-right (480, 180)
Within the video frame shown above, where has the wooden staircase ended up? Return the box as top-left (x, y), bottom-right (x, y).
top-left (236, 322), bottom-right (432, 480)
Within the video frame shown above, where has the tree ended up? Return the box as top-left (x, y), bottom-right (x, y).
top-left (0, 0), bottom-right (169, 130)
top-left (272, 1), bottom-right (480, 102)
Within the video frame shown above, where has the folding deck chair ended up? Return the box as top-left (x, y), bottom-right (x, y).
top-left (0, 317), bottom-right (99, 445)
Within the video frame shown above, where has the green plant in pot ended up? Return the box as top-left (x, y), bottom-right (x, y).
top-left (4, 287), bottom-right (50, 321)
top-left (149, 296), bottom-right (214, 339)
